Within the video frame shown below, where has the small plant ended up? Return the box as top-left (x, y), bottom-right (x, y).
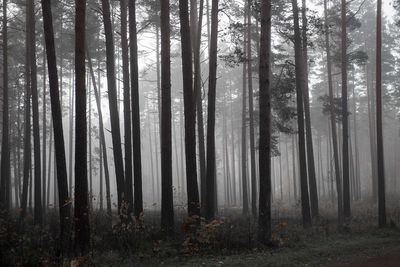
top-left (181, 216), bottom-right (223, 255)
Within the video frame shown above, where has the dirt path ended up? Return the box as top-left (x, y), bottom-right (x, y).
top-left (334, 250), bottom-right (400, 267)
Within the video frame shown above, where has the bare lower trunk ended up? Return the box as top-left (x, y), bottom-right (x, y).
top-left (205, 0), bottom-right (219, 220)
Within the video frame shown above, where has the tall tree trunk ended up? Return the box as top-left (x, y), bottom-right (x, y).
top-left (376, 0), bottom-right (386, 227)
top-left (247, 0), bottom-right (257, 218)
top-left (191, 0), bottom-right (207, 213)
top-left (42, 46), bottom-right (47, 216)
top-left (301, 0), bottom-right (318, 218)
top-left (160, 0), bottom-right (174, 233)
top-left (88, 73), bottom-right (93, 209)
top-left (292, 135), bottom-right (298, 201)
top-left (20, 0), bottom-right (32, 223)
top-left (46, 121), bottom-right (52, 209)
top-left (68, 72), bottom-right (74, 207)
top-left (241, 10), bottom-right (249, 216)
top-left (292, 0), bottom-right (312, 228)
top-left (258, 0), bottom-right (272, 244)
top-left (351, 73), bottom-right (361, 200)
top-left (179, 0), bottom-right (200, 216)
top-left (341, 0), bottom-right (351, 220)
top-left (230, 87), bottom-right (237, 206)
top-left (87, 49), bottom-right (112, 218)
top-left (205, 0), bottom-right (219, 220)
top-left (129, 0), bottom-right (143, 218)
top-left (324, 0), bottom-right (343, 224)
top-left (29, 0), bottom-right (42, 226)
top-left (41, 0), bottom-right (71, 252)
top-left (74, 0), bottom-right (90, 254)
top-left (121, 0), bottom-right (133, 215)
top-left (0, 0), bottom-right (10, 212)
top-left (100, 0), bottom-right (125, 211)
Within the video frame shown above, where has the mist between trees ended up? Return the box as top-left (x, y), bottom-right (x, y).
top-left (0, 0), bottom-right (399, 263)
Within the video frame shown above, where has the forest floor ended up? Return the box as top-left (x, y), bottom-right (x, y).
top-left (93, 226), bottom-right (400, 266)
top-left (2, 202), bottom-right (400, 266)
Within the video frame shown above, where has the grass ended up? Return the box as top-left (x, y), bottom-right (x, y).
top-left (2, 202), bottom-right (400, 266)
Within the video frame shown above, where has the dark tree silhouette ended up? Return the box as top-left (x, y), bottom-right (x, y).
top-left (74, 0), bottom-right (90, 254)
top-left (179, 0), bottom-right (200, 217)
top-left (160, 0), bottom-right (174, 233)
top-left (205, 0), bottom-right (219, 220)
top-left (301, 0), bottom-right (318, 218)
top-left (0, 0), bottom-right (10, 212)
top-left (41, 0), bottom-right (71, 252)
top-left (341, 0), bottom-right (351, 220)
top-left (121, 0), bottom-right (133, 215)
top-left (376, 0), bottom-right (386, 228)
top-left (100, 0), bottom-right (125, 211)
top-left (291, 0), bottom-right (312, 228)
top-left (258, 0), bottom-right (272, 244)
top-left (129, 0), bottom-right (144, 218)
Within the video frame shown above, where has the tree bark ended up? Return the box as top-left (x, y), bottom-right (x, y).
top-left (120, 0), bottom-right (133, 216)
top-left (41, 0), bottom-right (71, 253)
top-left (21, 0), bottom-right (32, 223)
top-left (100, 0), bottom-right (125, 211)
top-left (376, 0), bottom-right (386, 227)
top-left (324, 0), bottom-right (343, 225)
top-left (292, 0), bottom-right (312, 228)
top-left (87, 48), bottom-right (112, 218)
top-left (247, 0), bottom-right (257, 218)
top-left (241, 10), bottom-right (249, 216)
top-left (179, 0), bottom-right (200, 216)
top-left (160, 0), bottom-right (174, 233)
top-left (42, 45), bottom-right (47, 216)
top-left (0, 0), bottom-right (10, 212)
top-left (74, 0), bottom-right (90, 254)
top-left (191, 0), bottom-right (207, 214)
top-left (129, 0), bottom-right (144, 218)
top-left (301, 0), bottom-right (318, 218)
top-left (205, 0), bottom-right (219, 220)
top-left (341, 0), bottom-right (351, 220)
top-left (258, 0), bottom-right (272, 244)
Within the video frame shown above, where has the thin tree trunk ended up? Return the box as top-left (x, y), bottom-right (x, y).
top-left (230, 87), bottom-right (237, 206)
top-left (68, 70), bottom-right (74, 204)
top-left (0, 0), bottom-right (10, 212)
top-left (87, 49), bottom-right (112, 218)
top-left (129, 0), bottom-right (143, 218)
top-left (160, 0), bottom-right (174, 233)
top-left (74, 0), bottom-right (90, 254)
top-left (324, 0), bottom-right (343, 224)
top-left (341, 0), bottom-right (351, 220)
top-left (29, 0), bottom-right (42, 226)
top-left (179, 0), bottom-right (200, 216)
top-left (100, 0), bottom-right (125, 211)
top-left (42, 45), bottom-right (47, 216)
top-left (121, 0), bottom-right (133, 215)
top-left (205, 0), bottom-right (219, 220)
top-left (376, 0), bottom-right (386, 227)
top-left (191, 0), bottom-right (207, 214)
top-left (351, 74), bottom-right (361, 200)
top-left (241, 10), bottom-right (249, 216)
top-left (20, 0), bottom-right (32, 223)
top-left (88, 73), bottom-right (93, 209)
top-left (247, 0), bottom-right (257, 218)
top-left (301, 0), bottom-right (318, 218)
top-left (292, 0), bottom-right (312, 228)
top-left (41, 0), bottom-right (71, 252)
top-left (292, 135), bottom-right (298, 201)
top-left (46, 121), bottom-right (52, 209)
